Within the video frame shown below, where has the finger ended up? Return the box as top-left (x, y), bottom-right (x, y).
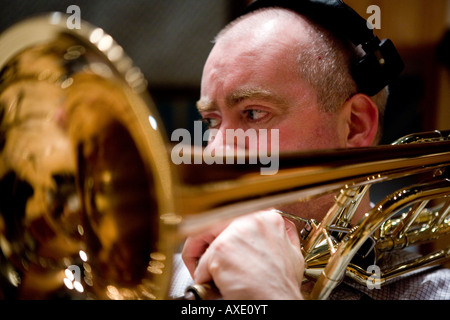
top-left (182, 236), bottom-right (210, 277)
top-left (181, 221), bottom-right (231, 276)
top-left (192, 243), bottom-right (214, 286)
top-left (283, 217), bottom-right (301, 249)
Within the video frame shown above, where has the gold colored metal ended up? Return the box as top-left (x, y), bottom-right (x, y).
top-left (0, 14), bottom-right (449, 300)
top-left (308, 177), bottom-right (450, 300)
top-left (0, 14), bottom-right (175, 299)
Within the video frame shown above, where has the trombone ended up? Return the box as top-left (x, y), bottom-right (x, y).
top-left (0, 14), bottom-right (449, 300)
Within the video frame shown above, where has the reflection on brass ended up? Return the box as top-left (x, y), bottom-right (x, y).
top-left (0, 14), bottom-right (449, 300)
top-left (0, 14), bottom-right (174, 299)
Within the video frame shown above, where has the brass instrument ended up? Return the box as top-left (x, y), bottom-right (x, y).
top-left (0, 15), bottom-right (449, 300)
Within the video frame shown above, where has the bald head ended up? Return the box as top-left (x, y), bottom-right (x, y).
top-left (215, 8), bottom-right (312, 48)
top-left (199, 7), bottom-right (387, 146)
top-left (212, 8), bottom-right (358, 113)
top-left (208, 7), bottom-right (388, 142)
top-left (200, 9), bottom-right (321, 120)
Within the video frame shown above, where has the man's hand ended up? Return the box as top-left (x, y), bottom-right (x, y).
top-left (182, 210), bottom-right (304, 300)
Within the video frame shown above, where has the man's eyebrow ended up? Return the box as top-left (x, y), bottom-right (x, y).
top-left (196, 98), bottom-right (215, 112)
top-left (196, 88), bottom-right (288, 112)
top-left (225, 88), bottom-right (288, 109)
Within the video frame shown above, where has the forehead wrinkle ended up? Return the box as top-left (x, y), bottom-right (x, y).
top-left (225, 87), bottom-right (288, 110)
top-left (197, 88), bottom-right (289, 112)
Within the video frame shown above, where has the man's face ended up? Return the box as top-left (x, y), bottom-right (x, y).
top-left (197, 21), bottom-right (348, 155)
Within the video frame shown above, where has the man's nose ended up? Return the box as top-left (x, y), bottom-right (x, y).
top-left (205, 126), bottom-right (248, 156)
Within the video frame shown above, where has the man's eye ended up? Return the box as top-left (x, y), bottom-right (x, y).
top-left (244, 109), bottom-right (269, 121)
top-left (202, 117), bottom-right (220, 128)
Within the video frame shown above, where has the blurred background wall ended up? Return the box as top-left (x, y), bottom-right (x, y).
top-left (1, 0), bottom-right (448, 143)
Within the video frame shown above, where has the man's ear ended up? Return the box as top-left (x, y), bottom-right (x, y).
top-left (342, 93), bottom-right (379, 148)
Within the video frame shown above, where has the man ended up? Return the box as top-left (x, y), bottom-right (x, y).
top-left (170, 3), bottom-right (450, 300)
